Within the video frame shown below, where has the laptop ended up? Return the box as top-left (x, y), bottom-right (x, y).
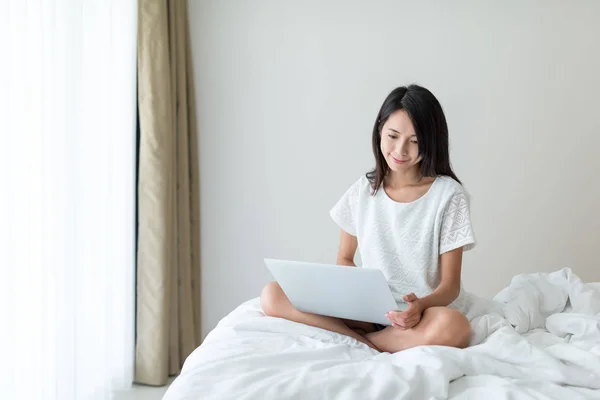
top-left (264, 258), bottom-right (406, 326)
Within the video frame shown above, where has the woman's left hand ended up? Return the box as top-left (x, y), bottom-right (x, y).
top-left (386, 293), bottom-right (423, 330)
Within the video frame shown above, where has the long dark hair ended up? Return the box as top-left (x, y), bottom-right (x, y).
top-left (366, 84), bottom-right (461, 194)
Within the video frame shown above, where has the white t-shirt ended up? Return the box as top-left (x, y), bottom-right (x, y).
top-left (330, 175), bottom-right (476, 311)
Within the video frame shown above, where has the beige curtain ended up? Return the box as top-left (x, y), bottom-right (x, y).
top-left (135, 0), bottom-right (201, 386)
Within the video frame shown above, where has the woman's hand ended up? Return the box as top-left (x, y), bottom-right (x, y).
top-left (386, 293), bottom-right (423, 330)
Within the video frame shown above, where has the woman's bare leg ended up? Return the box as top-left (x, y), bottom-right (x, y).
top-left (260, 281), bottom-right (379, 351)
top-left (365, 306), bottom-right (471, 353)
top-left (341, 319), bottom-right (378, 336)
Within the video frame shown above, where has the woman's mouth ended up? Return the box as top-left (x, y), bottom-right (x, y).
top-left (391, 156), bottom-right (407, 164)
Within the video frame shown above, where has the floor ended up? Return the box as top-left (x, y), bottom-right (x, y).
top-left (114, 378), bottom-right (174, 400)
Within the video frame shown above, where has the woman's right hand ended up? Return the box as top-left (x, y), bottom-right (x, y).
top-left (386, 293), bottom-right (423, 329)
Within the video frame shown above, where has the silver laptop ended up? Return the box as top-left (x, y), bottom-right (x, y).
top-left (264, 258), bottom-right (405, 326)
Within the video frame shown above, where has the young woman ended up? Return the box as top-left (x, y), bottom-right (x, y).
top-left (260, 85), bottom-right (475, 353)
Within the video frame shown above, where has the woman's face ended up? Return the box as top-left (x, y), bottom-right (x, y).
top-left (380, 109), bottom-right (422, 174)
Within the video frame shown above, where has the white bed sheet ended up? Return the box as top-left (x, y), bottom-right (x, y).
top-left (163, 268), bottom-right (600, 400)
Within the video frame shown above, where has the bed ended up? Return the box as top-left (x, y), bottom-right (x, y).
top-left (163, 268), bottom-right (600, 399)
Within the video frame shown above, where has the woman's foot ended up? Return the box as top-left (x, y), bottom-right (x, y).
top-left (356, 334), bottom-right (380, 351)
top-left (350, 328), bottom-right (379, 351)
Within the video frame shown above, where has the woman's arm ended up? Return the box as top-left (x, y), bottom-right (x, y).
top-left (418, 247), bottom-right (463, 309)
top-left (336, 229), bottom-right (357, 266)
top-left (387, 247), bottom-right (464, 329)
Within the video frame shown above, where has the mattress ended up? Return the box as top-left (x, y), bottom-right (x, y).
top-left (163, 269), bottom-right (600, 399)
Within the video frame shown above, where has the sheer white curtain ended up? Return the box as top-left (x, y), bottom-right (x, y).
top-left (0, 1), bottom-right (137, 399)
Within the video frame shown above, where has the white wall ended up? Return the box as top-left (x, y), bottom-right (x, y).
top-left (188, 0), bottom-right (600, 338)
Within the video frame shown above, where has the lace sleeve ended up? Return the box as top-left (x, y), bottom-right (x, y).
top-left (439, 192), bottom-right (476, 254)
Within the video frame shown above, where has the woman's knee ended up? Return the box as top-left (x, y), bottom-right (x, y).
top-left (260, 281), bottom-right (289, 317)
top-left (423, 307), bottom-right (471, 348)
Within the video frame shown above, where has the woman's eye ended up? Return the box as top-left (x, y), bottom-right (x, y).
top-left (411, 140), bottom-right (418, 144)
top-left (388, 135), bottom-right (397, 139)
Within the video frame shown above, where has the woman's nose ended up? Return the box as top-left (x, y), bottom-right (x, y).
top-left (396, 139), bottom-right (408, 155)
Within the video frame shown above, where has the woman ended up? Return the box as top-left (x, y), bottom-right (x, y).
top-left (260, 85), bottom-right (475, 353)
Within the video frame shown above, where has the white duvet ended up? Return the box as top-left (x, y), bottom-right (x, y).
top-left (163, 268), bottom-right (600, 399)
